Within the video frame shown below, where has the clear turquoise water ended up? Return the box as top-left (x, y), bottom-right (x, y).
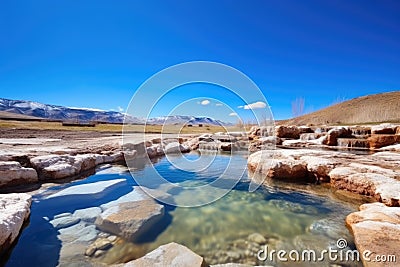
top-left (5, 152), bottom-right (363, 266)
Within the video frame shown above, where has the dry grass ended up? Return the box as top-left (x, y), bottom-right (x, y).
top-left (0, 120), bottom-right (122, 132)
top-left (0, 111), bottom-right (42, 120)
top-left (0, 120), bottom-right (247, 134)
top-left (281, 91), bottom-right (400, 126)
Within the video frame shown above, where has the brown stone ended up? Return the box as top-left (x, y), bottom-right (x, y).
top-left (248, 151), bottom-right (308, 180)
top-left (275, 125), bottom-right (300, 139)
top-left (371, 124), bottom-right (397, 135)
top-left (323, 127), bottom-right (353, 146)
top-left (368, 134), bottom-right (400, 149)
top-left (346, 203), bottom-right (400, 267)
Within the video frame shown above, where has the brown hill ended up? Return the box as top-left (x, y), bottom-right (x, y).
top-left (281, 91), bottom-right (400, 126)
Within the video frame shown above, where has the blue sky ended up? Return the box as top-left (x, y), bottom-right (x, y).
top-left (0, 0), bottom-right (399, 121)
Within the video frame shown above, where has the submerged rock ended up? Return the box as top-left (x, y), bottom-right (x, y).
top-left (58, 222), bottom-right (99, 243)
top-left (247, 233), bottom-right (267, 245)
top-left (0, 193), bottom-right (32, 255)
top-left (46, 179), bottom-right (126, 200)
top-left (99, 188), bottom-right (147, 211)
top-left (93, 238), bottom-right (113, 250)
top-left (73, 207), bottom-right (102, 223)
top-left (120, 242), bottom-right (206, 267)
top-left (95, 199), bottom-right (164, 241)
top-left (346, 203), bottom-right (400, 267)
top-left (84, 234), bottom-right (118, 257)
top-left (50, 216), bottom-right (80, 229)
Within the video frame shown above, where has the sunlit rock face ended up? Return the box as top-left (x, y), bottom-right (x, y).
top-left (0, 161), bottom-right (38, 188)
top-left (120, 242), bottom-right (207, 267)
top-left (0, 193), bottom-right (32, 256)
top-left (346, 203), bottom-right (400, 267)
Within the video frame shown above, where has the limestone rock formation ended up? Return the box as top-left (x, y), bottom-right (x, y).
top-left (0, 193), bottom-right (32, 255)
top-left (0, 161), bottom-right (38, 188)
top-left (275, 125), bottom-right (300, 139)
top-left (164, 142), bottom-right (190, 154)
top-left (329, 167), bottom-right (400, 206)
top-left (120, 242), bottom-right (206, 267)
top-left (346, 203), bottom-right (400, 267)
top-left (368, 135), bottom-right (400, 149)
top-left (30, 154), bottom-right (98, 179)
top-left (371, 123), bottom-right (398, 135)
top-left (323, 127), bottom-right (353, 146)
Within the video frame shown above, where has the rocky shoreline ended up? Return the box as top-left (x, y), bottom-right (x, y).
top-left (246, 123), bottom-right (400, 267)
top-left (0, 133), bottom-right (194, 261)
top-left (1, 123), bottom-right (400, 266)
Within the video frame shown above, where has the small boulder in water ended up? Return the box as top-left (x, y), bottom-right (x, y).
top-left (247, 233), bottom-right (267, 245)
top-left (95, 199), bottom-right (164, 241)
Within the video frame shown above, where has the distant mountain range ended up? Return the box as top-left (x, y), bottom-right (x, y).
top-left (146, 115), bottom-right (229, 126)
top-left (0, 98), bottom-right (230, 125)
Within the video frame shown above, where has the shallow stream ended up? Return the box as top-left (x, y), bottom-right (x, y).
top-left (5, 152), bottom-right (363, 266)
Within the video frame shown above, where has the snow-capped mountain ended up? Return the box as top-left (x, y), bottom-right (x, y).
top-left (0, 98), bottom-right (230, 125)
top-left (0, 98), bottom-right (142, 124)
top-left (145, 115), bottom-right (229, 126)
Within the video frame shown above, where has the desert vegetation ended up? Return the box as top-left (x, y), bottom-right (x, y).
top-left (0, 119), bottom-right (248, 134)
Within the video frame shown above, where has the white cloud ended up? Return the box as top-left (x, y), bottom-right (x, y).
top-left (243, 101), bottom-right (267, 110)
top-left (117, 106), bottom-right (124, 112)
top-left (238, 105), bottom-right (244, 109)
top-left (229, 112), bottom-right (238, 116)
top-left (200, 99), bottom-right (210, 105)
top-left (215, 103), bottom-right (223, 106)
